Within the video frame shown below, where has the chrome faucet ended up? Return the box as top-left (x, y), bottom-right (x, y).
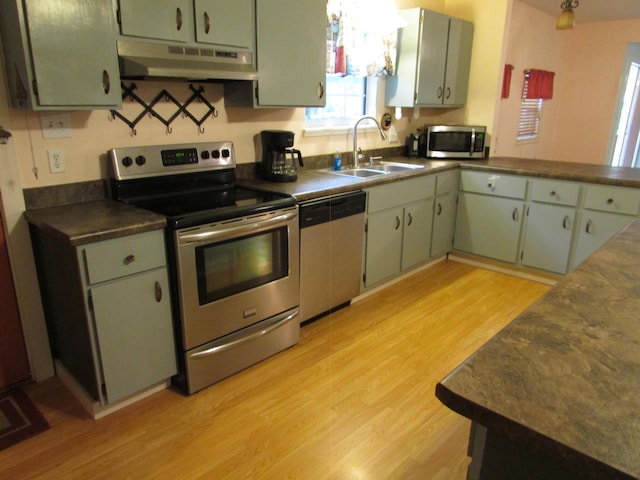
top-left (353, 116), bottom-right (387, 168)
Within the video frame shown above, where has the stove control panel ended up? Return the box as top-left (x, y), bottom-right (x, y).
top-left (108, 142), bottom-right (236, 180)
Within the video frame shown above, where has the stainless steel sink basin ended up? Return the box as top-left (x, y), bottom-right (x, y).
top-left (321, 161), bottom-right (425, 178)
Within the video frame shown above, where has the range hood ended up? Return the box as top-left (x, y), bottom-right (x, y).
top-left (117, 40), bottom-right (258, 81)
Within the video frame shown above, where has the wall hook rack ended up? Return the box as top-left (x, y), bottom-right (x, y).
top-left (110, 83), bottom-right (218, 135)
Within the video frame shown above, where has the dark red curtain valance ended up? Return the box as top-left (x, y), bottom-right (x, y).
top-left (524, 69), bottom-right (555, 100)
top-left (502, 64), bottom-right (514, 98)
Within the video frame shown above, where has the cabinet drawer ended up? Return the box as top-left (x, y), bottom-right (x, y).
top-left (83, 230), bottom-right (166, 284)
top-left (530, 179), bottom-right (580, 206)
top-left (367, 175), bottom-right (436, 213)
top-left (459, 171), bottom-right (527, 199)
top-left (583, 184), bottom-right (640, 216)
top-left (435, 170), bottom-right (460, 196)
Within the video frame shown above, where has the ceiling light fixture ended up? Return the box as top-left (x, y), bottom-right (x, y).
top-left (556, 0), bottom-right (579, 29)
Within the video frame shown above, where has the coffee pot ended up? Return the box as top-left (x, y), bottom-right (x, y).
top-left (259, 130), bottom-right (304, 182)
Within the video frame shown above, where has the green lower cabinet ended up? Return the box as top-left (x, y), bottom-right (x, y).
top-left (401, 198), bottom-right (435, 271)
top-left (571, 210), bottom-right (635, 269)
top-left (431, 192), bottom-right (457, 258)
top-left (365, 207), bottom-right (404, 287)
top-left (521, 203), bottom-right (575, 274)
top-left (454, 192), bottom-right (524, 263)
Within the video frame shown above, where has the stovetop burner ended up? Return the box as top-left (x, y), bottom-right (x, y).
top-left (107, 141), bottom-right (296, 229)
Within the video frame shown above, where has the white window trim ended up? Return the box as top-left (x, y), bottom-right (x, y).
top-left (303, 77), bottom-right (379, 137)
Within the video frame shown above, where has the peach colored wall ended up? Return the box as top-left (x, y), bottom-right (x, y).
top-left (493, 1), bottom-right (569, 159)
top-left (552, 19), bottom-right (640, 164)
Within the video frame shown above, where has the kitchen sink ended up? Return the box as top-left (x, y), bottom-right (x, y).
top-left (321, 161), bottom-right (425, 178)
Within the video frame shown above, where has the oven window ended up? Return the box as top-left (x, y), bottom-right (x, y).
top-left (430, 132), bottom-right (471, 152)
top-left (195, 227), bottom-right (288, 305)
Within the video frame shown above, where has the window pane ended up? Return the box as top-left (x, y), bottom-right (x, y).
top-left (305, 75), bottom-right (366, 121)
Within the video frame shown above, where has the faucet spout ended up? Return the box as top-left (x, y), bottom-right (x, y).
top-left (352, 116), bottom-right (387, 168)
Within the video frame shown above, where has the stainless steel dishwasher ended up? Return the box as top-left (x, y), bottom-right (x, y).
top-left (299, 191), bottom-right (367, 324)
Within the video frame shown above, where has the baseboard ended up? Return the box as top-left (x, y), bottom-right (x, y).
top-left (448, 253), bottom-right (559, 286)
top-left (54, 360), bottom-right (170, 419)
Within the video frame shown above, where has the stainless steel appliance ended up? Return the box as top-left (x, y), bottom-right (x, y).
top-left (258, 130), bottom-right (304, 182)
top-left (425, 125), bottom-right (487, 159)
top-left (108, 142), bottom-right (300, 394)
top-left (299, 192), bottom-right (366, 323)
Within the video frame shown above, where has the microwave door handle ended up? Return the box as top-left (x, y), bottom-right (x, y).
top-left (470, 129), bottom-right (476, 157)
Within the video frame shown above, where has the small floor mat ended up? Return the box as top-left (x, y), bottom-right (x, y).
top-left (0, 388), bottom-right (50, 451)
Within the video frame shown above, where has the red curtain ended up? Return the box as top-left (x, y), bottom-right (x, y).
top-left (502, 64), bottom-right (514, 98)
top-left (524, 69), bottom-right (555, 100)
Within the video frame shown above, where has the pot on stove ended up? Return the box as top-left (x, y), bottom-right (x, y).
top-left (259, 130), bottom-right (304, 182)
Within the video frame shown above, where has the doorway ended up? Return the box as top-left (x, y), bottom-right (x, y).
top-left (609, 43), bottom-right (640, 167)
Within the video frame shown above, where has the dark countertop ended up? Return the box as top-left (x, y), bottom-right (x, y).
top-left (25, 200), bottom-right (166, 246)
top-left (436, 219), bottom-right (640, 480)
top-left (24, 156), bottom-right (640, 245)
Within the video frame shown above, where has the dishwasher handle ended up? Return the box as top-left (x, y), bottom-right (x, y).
top-left (299, 191), bottom-right (366, 228)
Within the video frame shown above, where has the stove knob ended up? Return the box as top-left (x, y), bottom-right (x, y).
top-left (135, 155), bottom-right (146, 166)
top-left (201, 150), bottom-right (210, 160)
top-left (122, 156), bottom-right (133, 167)
top-left (212, 150), bottom-right (220, 159)
top-left (221, 149), bottom-right (230, 158)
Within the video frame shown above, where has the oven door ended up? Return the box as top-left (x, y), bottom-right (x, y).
top-left (175, 206), bottom-right (299, 350)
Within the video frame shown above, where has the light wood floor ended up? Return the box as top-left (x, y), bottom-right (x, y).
top-left (3, 260), bottom-right (550, 480)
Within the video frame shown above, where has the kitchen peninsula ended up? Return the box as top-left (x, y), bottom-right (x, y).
top-left (436, 219), bottom-right (640, 479)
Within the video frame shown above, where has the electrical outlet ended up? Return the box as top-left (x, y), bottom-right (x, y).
top-left (48, 149), bottom-right (65, 173)
top-left (40, 113), bottom-right (72, 139)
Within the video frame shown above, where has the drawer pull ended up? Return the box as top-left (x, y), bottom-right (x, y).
top-left (407, 212), bottom-right (413, 226)
top-left (550, 190), bottom-right (556, 197)
top-left (607, 198), bottom-right (614, 205)
top-left (487, 181), bottom-right (495, 191)
top-left (395, 216), bottom-right (401, 230)
top-left (586, 219), bottom-right (593, 234)
top-left (123, 254), bottom-right (136, 265)
top-left (204, 11), bottom-right (211, 34)
top-left (437, 202), bottom-right (443, 216)
top-left (176, 7), bottom-right (183, 31)
top-left (155, 281), bottom-right (163, 303)
top-left (562, 215), bottom-right (570, 230)
top-left (512, 208), bottom-right (519, 222)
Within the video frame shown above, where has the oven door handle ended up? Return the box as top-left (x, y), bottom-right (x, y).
top-left (189, 310), bottom-right (299, 358)
top-left (178, 210), bottom-right (297, 245)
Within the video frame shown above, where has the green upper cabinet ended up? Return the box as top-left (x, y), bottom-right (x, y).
top-left (386, 8), bottom-right (473, 108)
top-left (0, 0), bottom-right (121, 110)
top-left (118, 0), bottom-right (192, 43)
top-left (193, 0), bottom-right (254, 49)
top-left (225, 0), bottom-right (326, 107)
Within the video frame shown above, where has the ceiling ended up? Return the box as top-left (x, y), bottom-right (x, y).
top-left (519, 0), bottom-right (640, 23)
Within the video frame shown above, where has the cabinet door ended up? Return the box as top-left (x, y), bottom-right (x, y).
top-left (415, 10), bottom-right (450, 106)
top-left (454, 193), bottom-right (524, 263)
top-left (521, 203), bottom-right (575, 274)
top-left (572, 211), bottom-right (634, 270)
top-left (254, 0), bottom-right (326, 106)
top-left (20, 0), bottom-right (121, 108)
top-left (194, 0), bottom-right (254, 49)
top-left (442, 17), bottom-right (473, 106)
top-left (402, 199), bottom-right (434, 270)
top-left (118, 0), bottom-right (191, 43)
top-left (431, 192), bottom-right (458, 258)
top-left (91, 268), bottom-right (177, 404)
top-left (365, 208), bottom-right (404, 287)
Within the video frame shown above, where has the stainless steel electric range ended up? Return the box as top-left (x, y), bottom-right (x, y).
top-left (108, 141), bottom-right (300, 394)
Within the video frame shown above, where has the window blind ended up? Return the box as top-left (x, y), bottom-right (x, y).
top-left (518, 72), bottom-right (543, 140)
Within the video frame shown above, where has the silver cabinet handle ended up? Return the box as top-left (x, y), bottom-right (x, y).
top-left (395, 216), bottom-right (401, 230)
top-left (445, 87), bottom-right (451, 99)
top-left (437, 86), bottom-right (443, 99)
top-left (586, 219), bottom-right (593, 234)
top-left (154, 281), bottom-right (162, 302)
top-left (437, 202), bottom-right (443, 216)
top-left (512, 208), bottom-right (519, 221)
top-left (102, 70), bottom-right (111, 94)
top-left (562, 215), bottom-right (570, 230)
top-left (317, 81), bottom-right (325, 99)
top-left (407, 212), bottom-right (413, 226)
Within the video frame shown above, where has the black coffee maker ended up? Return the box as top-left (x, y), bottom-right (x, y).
top-left (259, 130), bottom-right (304, 182)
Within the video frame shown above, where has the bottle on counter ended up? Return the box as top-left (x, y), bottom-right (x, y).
top-left (333, 150), bottom-right (342, 171)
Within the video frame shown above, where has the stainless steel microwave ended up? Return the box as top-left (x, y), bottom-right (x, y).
top-left (425, 125), bottom-right (487, 159)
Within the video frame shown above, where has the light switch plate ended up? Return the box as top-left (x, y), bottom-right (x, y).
top-left (40, 113), bottom-right (72, 139)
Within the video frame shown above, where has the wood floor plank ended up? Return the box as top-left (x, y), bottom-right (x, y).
top-left (4, 260), bottom-right (549, 479)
